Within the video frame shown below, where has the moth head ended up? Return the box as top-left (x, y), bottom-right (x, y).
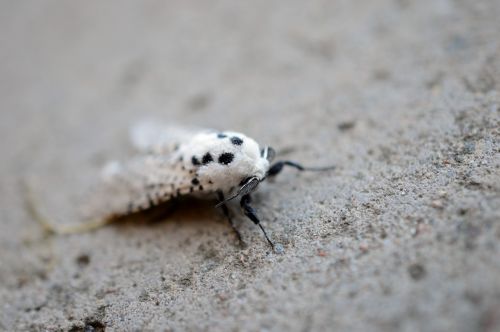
top-left (219, 146), bottom-right (274, 205)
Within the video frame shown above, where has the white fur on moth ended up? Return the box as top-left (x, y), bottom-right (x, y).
top-left (83, 121), bottom-right (274, 222)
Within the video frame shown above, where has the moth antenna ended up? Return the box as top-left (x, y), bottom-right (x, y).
top-left (267, 161), bottom-right (336, 177)
top-left (215, 192), bottom-right (239, 208)
top-left (282, 161), bottom-right (336, 171)
top-left (214, 177), bottom-right (260, 209)
top-left (299, 165), bottom-right (336, 171)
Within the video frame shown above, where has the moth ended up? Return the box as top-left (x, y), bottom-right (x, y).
top-left (26, 122), bottom-right (335, 250)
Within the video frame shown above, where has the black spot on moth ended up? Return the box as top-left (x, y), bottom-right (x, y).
top-left (217, 133), bottom-right (227, 139)
top-left (192, 156), bottom-right (200, 166)
top-left (191, 178), bottom-right (200, 185)
top-left (218, 152), bottom-right (234, 165)
top-left (230, 136), bottom-right (243, 145)
top-left (202, 152), bottom-right (213, 164)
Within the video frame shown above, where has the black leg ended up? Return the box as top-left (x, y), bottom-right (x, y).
top-left (240, 194), bottom-right (274, 248)
top-left (217, 191), bottom-right (243, 244)
top-left (267, 160), bottom-right (335, 177)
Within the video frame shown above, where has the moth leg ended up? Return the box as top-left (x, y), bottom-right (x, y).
top-left (240, 194), bottom-right (274, 248)
top-left (267, 161), bottom-right (336, 177)
top-left (22, 178), bottom-right (113, 235)
top-left (217, 191), bottom-right (243, 244)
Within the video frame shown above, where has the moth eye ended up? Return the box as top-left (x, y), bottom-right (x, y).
top-left (239, 177), bottom-right (252, 186)
top-left (266, 147), bottom-right (276, 162)
top-left (261, 146), bottom-right (276, 162)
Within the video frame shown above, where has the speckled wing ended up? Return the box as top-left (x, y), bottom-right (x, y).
top-left (129, 121), bottom-right (202, 155)
top-left (80, 155), bottom-right (195, 221)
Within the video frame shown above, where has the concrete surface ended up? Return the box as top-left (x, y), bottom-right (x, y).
top-left (1, 1), bottom-right (499, 331)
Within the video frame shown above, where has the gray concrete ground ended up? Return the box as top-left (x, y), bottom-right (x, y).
top-left (1, 1), bottom-right (499, 331)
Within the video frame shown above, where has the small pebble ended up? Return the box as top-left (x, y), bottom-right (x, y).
top-left (431, 200), bottom-right (444, 209)
top-left (338, 121), bottom-right (356, 131)
top-left (438, 190), bottom-right (447, 198)
top-left (454, 154), bottom-right (464, 163)
top-left (317, 249), bottom-right (328, 257)
top-left (274, 243), bottom-right (285, 254)
top-left (408, 263), bottom-right (426, 281)
top-left (463, 141), bottom-right (475, 154)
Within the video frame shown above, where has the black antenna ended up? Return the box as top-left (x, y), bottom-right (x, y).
top-left (267, 160), bottom-right (336, 177)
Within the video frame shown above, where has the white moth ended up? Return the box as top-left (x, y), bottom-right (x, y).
top-left (28, 121), bottom-right (335, 249)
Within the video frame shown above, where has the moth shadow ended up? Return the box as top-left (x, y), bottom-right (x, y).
top-left (108, 197), bottom-right (225, 232)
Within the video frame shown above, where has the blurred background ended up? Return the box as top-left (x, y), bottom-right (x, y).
top-left (1, 1), bottom-right (499, 331)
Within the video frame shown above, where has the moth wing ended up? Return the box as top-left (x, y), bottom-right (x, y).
top-left (130, 120), bottom-right (204, 154)
top-left (81, 155), bottom-right (196, 221)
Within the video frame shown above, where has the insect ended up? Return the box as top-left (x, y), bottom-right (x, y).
top-left (25, 122), bottom-right (335, 250)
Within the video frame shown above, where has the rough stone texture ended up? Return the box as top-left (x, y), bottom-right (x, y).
top-left (1, 1), bottom-right (499, 331)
